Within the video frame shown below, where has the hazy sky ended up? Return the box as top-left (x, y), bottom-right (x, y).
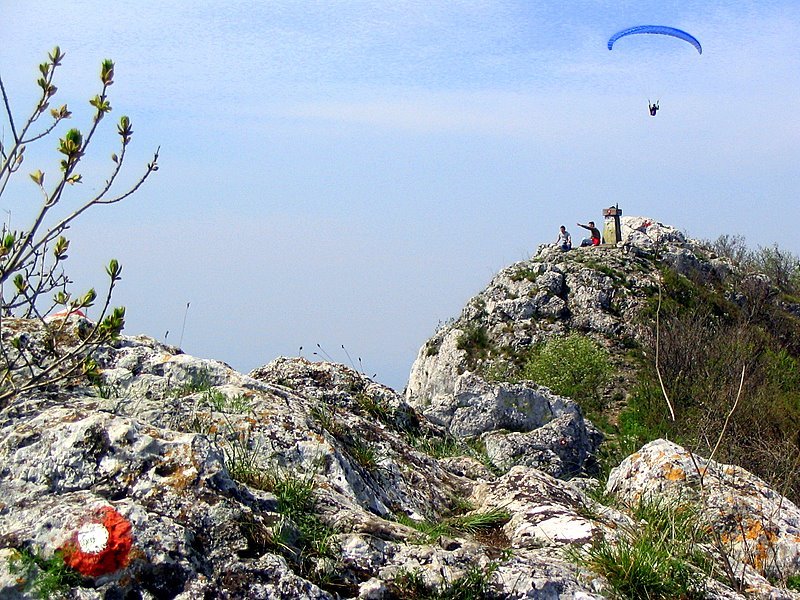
top-left (2, 1), bottom-right (799, 390)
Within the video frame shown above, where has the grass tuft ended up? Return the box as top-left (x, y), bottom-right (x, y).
top-left (569, 495), bottom-right (711, 600)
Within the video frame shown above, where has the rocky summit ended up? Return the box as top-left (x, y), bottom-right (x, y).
top-left (1, 216), bottom-right (800, 599)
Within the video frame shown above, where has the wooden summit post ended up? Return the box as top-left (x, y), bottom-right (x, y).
top-left (603, 205), bottom-right (622, 245)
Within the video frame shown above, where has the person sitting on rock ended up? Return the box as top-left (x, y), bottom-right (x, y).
top-left (577, 221), bottom-right (602, 247)
top-left (554, 225), bottom-right (572, 251)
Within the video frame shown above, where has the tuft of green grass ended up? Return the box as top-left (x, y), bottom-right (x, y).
top-left (456, 324), bottom-right (491, 368)
top-left (390, 564), bottom-right (498, 599)
top-left (310, 402), bottom-right (342, 435)
top-left (10, 548), bottom-right (82, 599)
top-left (354, 391), bottom-right (393, 423)
top-left (446, 507), bottom-right (511, 534)
top-left (569, 496), bottom-right (711, 600)
top-left (222, 425), bottom-right (266, 488)
top-left (232, 463), bottom-right (341, 584)
top-left (168, 368), bottom-right (213, 397)
top-left (202, 389), bottom-right (251, 413)
top-left (395, 513), bottom-right (450, 543)
top-left (510, 267), bottom-right (539, 283)
top-left (787, 574), bottom-right (800, 591)
top-left (408, 432), bottom-right (466, 459)
top-left (396, 508), bottom-right (510, 544)
top-left (347, 437), bottom-right (379, 470)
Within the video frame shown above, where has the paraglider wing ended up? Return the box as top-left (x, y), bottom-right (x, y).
top-left (608, 25), bottom-right (702, 54)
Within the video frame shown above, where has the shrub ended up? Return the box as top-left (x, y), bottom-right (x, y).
top-left (521, 333), bottom-right (611, 410)
top-left (750, 245), bottom-right (800, 294)
top-left (625, 259), bottom-right (800, 502)
top-left (0, 47), bottom-right (158, 404)
top-left (711, 234), bottom-right (800, 296)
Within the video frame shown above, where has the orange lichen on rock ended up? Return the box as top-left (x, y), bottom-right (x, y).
top-left (662, 463), bottom-right (686, 481)
top-left (718, 517), bottom-right (780, 575)
top-left (61, 506), bottom-right (133, 577)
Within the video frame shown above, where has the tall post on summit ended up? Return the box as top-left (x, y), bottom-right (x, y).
top-left (603, 205), bottom-right (622, 245)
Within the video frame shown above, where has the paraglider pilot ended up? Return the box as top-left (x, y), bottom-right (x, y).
top-left (649, 100), bottom-right (659, 116)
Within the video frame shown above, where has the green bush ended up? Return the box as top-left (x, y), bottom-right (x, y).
top-left (711, 234), bottom-right (800, 296)
top-left (624, 258), bottom-right (800, 503)
top-left (521, 333), bottom-right (611, 410)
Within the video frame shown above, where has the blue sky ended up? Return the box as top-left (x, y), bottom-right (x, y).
top-left (2, 1), bottom-right (799, 390)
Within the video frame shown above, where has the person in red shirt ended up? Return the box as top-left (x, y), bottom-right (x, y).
top-left (577, 221), bottom-right (602, 247)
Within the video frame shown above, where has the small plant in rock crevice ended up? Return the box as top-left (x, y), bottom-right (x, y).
top-left (509, 266), bottom-right (540, 283)
top-left (167, 368), bottom-right (214, 398)
top-left (456, 324), bottom-right (491, 368)
top-left (389, 563), bottom-right (499, 599)
top-left (395, 507), bottom-right (510, 545)
top-left (354, 391), bottom-right (393, 423)
top-left (200, 388), bottom-right (251, 413)
top-left (222, 445), bottom-right (344, 593)
top-left (309, 402), bottom-right (343, 436)
top-left (407, 431), bottom-right (466, 459)
top-left (346, 436), bottom-right (379, 470)
top-left (786, 574), bottom-right (800, 591)
top-left (9, 547), bottom-right (83, 599)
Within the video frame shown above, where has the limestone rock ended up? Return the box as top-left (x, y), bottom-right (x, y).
top-left (0, 327), bottom-right (607, 598)
top-left (482, 413), bottom-right (602, 478)
top-left (608, 439), bottom-right (800, 597)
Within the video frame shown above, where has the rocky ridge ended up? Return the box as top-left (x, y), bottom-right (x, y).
top-left (0, 216), bottom-right (799, 598)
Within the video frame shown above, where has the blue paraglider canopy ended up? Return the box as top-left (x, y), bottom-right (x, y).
top-left (608, 25), bottom-right (702, 54)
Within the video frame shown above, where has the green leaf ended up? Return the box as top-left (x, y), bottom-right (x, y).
top-left (79, 288), bottom-right (97, 308)
top-left (117, 115), bottom-right (132, 142)
top-left (58, 129), bottom-right (83, 157)
top-left (50, 104), bottom-right (71, 120)
top-left (13, 274), bottom-right (27, 293)
top-left (53, 291), bottom-right (70, 305)
top-left (48, 46), bottom-right (64, 66)
top-left (106, 259), bottom-right (122, 281)
top-left (100, 59), bottom-right (114, 85)
top-left (53, 237), bottom-right (69, 260)
top-left (99, 306), bottom-right (126, 338)
top-left (89, 95), bottom-right (111, 113)
top-left (29, 170), bottom-right (44, 185)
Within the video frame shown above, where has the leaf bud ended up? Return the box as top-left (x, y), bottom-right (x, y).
top-left (106, 259), bottom-right (122, 281)
top-left (13, 274), bottom-right (27, 293)
top-left (54, 236), bottom-right (69, 260)
top-left (100, 59), bottom-right (115, 85)
top-left (80, 288), bottom-right (97, 307)
top-left (49, 46), bottom-right (64, 65)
